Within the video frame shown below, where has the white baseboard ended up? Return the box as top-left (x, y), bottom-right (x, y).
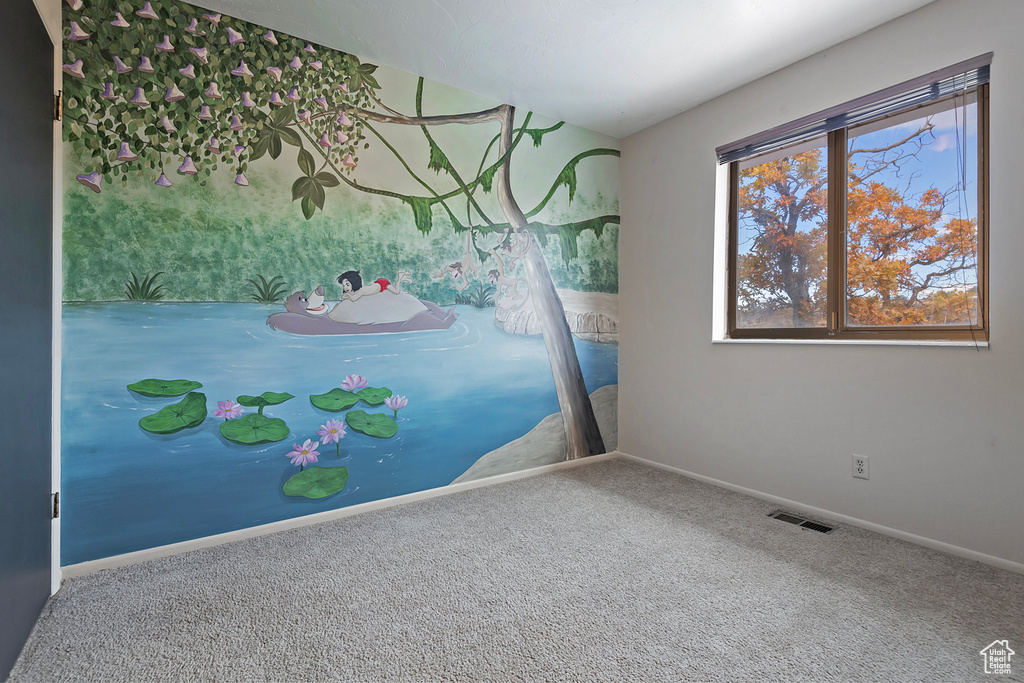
top-left (618, 452), bottom-right (1024, 576)
top-left (61, 452), bottom-right (618, 579)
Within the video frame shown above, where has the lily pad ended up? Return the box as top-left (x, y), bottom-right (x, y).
top-left (309, 388), bottom-right (359, 412)
top-left (128, 378), bottom-right (203, 397)
top-left (237, 391), bottom-right (294, 415)
top-left (345, 410), bottom-right (398, 438)
top-left (283, 466), bottom-right (349, 499)
top-left (139, 392), bottom-right (207, 434)
top-left (356, 386), bottom-right (392, 406)
top-left (220, 413), bottom-right (290, 445)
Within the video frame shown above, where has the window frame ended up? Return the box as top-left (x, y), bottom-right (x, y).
top-left (726, 84), bottom-right (989, 342)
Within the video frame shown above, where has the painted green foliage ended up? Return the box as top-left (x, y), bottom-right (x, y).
top-left (237, 391), bottom-right (293, 415)
top-left (355, 387), bottom-right (392, 406)
top-left (139, 391), bottom-right (207, 434)
top-left (220, 413), bottom-right (289, 445)
top-left (345, 410), bottom-right (398, 439)
top-left (283, 466), bottom-right (349, 499)
top-left (309, 388), bottom-right (360, 412)
top-left (128, 378), bottom-right (202, 397)
top-left (61, 0), bottom-right (620, 303)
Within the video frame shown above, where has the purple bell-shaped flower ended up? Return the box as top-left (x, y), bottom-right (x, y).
top-left (229, 114), bottom-right (243, 131)
top-left (65, 0), bottom-right (83, 9)
top-left (179, 64), bottom-right (196, 79)
top-left (136, 2), bottom-right (159, 20)
top-left (234, 145), bottom-right (245, 156)
top-left (129, 87), bottom-right (149, 106)
top-left (304, 44), bottom-right (317, 54)
top-left (263, 30), bottom-right (278, 45)
top-left (318, 134), bottom-right (331, 148)
top-left (314, 97), bottom-right (328, 111)
top-left (336, 131), bottom-right (348, 144)
top-left (266, 66), bottom-right (282, 82)
top-left (185, 18), bottom-right (199, 33)
top-left (110, 12), bottom-right (130, 27)
top-left (342, 154), bottom-right (357, 168)
top-left (268, 92), bottom-right (284, 106)
top-left (197, 105), bottom-right (213, 121)
top-left (298, 110), bottom-right (311, 125)
top-left (190, 46), bottom-right (209, 64)
top-left (178, 156), bottom-right (198, 175)
top-left (202, 13), bottom-right (221, 24)
top-left (227, 27), bottom-right (244, 46)
top-left (204, 82), bottom-right (222, 99)
top-left (286, 87), bottom-right (300, 103)
top-left (113, 56), bottom-right (132, 73)
top-left (62, 60), bottom-right (85, 78)
top-left (310, 61), bottom-right (322, 71)
top-left (67, 21), bottom-right (90, 40)
top-left (160, 116), bottom-right (176, 133)
top-left (155, 173), bottom-right (173, 187)
top-left (289, 55), bottom-right (301, 69)
top-left (235, 173), bottom-right (249, 186)
top-left (240, 92), bottom-right (256, 108)
top-left (100, 82), bottom-right (116, 100)
top-left (117, 141), bottom-right (138, 161)
top-left (336, 111), bottom-right (352, 127)
top-left (76, 171), bottom-right (102, 193)
top-left (139, 56), bottom-right (155, 73)
top-left (231, 60), bottom-right (253, 78)
top-left (165, 85), bottom-right (185, 102)
top-left (156, 35), bottom-right (174, 52)
top-left (337, 82), bottom-right (350, 94)
top-left (208, 137), bottom-right (221, 154)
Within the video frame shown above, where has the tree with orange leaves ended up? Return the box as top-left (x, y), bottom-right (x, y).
top-left (737, 123), bottom-right (978, 328)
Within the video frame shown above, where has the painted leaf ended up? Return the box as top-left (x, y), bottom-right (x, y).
top-left (292, 176), bottom-right (312, 201)
top-left (356, 386), bottom-right (392, 406)
top-left (269, 134), bottom-right (283, 160)
top-left (283, 466), bottom-right (349, 499)
top-left (311, 181), bottom-right (326, 210)
top-left (220, 413), bottom-right (289, 445)
top-left (236, 392), bottom-right (294, 408)
top-left (309, 388), bottom-right (359, 412)
top-left (297, 148), bottom-right (316, 177)
top-left (345, 410), bottom-right (398, 438)
top-left (128, 378), bottom-right (203, 397)
top-left (301, 194), bottom-right (316, 220)
top-left (315, 171), bottom-right (339, 188)
top-left (139, 392), bottom-right (207, 434)
top-left (278, 126), bottom-right (302, 148)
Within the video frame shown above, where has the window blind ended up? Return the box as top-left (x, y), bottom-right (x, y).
top-left (716, 52), bottom-right (992, 165)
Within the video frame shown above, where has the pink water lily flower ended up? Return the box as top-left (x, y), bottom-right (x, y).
top-left (384, 395), bottom-right (408, 418)
top-left (317, 419), bottom-right (346, 444)
top-left (341, 374), bottom-right (368, 392)
top-left (287, 439), bottom-right (319, 470)
top-left (212, 400), bottom-right (243, 420)
top-left (317, 419), bottom-right (346, 456)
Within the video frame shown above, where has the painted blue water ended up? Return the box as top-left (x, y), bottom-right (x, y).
top-left (61, 303), bottom-right (617, 565)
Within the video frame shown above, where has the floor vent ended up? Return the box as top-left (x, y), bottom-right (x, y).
top-left (768, 510), bottom-right (834, 534)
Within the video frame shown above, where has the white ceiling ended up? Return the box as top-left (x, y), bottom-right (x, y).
top-left (182, 0), bottom-right (937, 139)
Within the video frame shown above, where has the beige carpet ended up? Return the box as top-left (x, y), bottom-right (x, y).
top-left (11, 458), bottom-right (1024, 682)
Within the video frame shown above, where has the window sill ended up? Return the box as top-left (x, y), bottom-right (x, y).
top-left (712, 337), bottom-right (988, 348)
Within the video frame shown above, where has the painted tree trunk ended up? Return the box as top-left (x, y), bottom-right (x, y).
top-left (494, 106), bottom-right (606, 460)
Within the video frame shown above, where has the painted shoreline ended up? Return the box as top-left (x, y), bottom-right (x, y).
top-left (454, 384), bottom-right (618, 483)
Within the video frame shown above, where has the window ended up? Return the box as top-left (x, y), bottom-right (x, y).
top-left (719, 55), bottom-right (990, 341)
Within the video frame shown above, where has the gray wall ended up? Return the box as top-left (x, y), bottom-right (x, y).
top-left (619, 0), bottom-right (1024, 566)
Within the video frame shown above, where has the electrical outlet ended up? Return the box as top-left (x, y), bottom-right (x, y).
top-left (853, 455), bottom-right (869, 480)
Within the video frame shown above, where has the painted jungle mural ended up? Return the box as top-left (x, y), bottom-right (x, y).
top-left (60, 0), bottom-right (619, 564)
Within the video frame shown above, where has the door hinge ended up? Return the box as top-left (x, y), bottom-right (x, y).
top-left (54, 91), bottom-right (62, 122)
top-left (52, 492), bottom-right (60, 519)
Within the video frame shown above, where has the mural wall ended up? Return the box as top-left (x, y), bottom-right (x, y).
top-left (60, 0), bottom-right (619, 564)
